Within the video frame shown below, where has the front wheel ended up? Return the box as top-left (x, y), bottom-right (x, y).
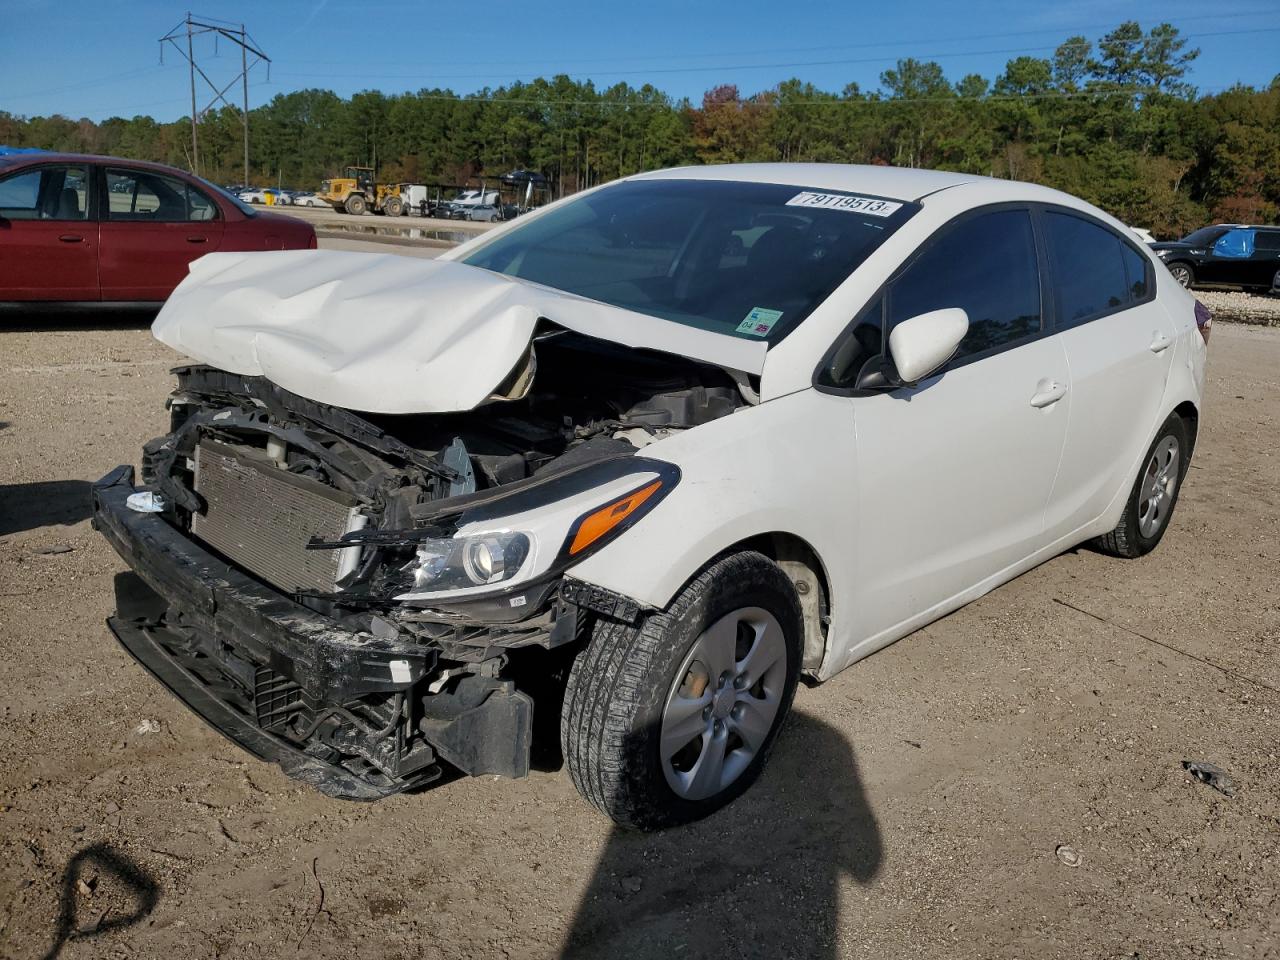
top-left (1167, 261), bottom-right (1194, 288)
top-left (343, 193), bottom-right (367, 215)
top-left (1093, 413), bottom-right (1189, 558)
top-left (561, 551), bottom-right (802, 830)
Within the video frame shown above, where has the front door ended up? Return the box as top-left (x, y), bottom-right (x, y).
top-left (98, 165), bottom-right (224, 301)
top-left (843, 207), bottom-right (1070, 652)
top-left (0, 162), bottom-right (98, 300)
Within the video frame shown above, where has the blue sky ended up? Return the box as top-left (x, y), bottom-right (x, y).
top-left (2, 0), bottom-right (1278, 121)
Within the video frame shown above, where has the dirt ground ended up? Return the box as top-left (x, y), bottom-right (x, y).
top-left (1, 290), bottom-right (1277, 958)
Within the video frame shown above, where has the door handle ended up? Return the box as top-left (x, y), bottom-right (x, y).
top-left (186, 236), bottom-right (208, 244)
top-left (1030, 379), bottom-right (1068, 408)
top-left (1149, 331), bottom-right (1172, 353)
top-left (58, 234), bottom-right (83, 243)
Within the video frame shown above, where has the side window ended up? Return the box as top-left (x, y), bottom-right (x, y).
top-left (187, 185), bottom-right (216, 221)
top-left (819, 296), bottom-right (883, 389)
top-left (1043, 211), bottom-right (1132, 330)
top-left (105, 168), bottom-right (213, 222)
top-left (1255, 230), bottom-right (1280, 253)
top-left (1120, 243), bottom-right (1151, 302)
top-left (0, 165), bottom-right (88, 220)
top-left (1212, 228), bottom-right (1255, 259)
top-left (887, 208), bottom-right (1041, 361)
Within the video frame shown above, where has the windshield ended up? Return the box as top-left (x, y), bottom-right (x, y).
top-left (1180, 226), bottom-right (1226, 247)
top-left (199, 176), bottom-right (257, 216)
top-left (462, 179), bottom-right (916, 343)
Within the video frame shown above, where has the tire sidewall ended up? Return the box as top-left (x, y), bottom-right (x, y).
top-left (1122, 414), bottom-right (1189, 554)
top-left (622, 553), bottom-right (803, 827)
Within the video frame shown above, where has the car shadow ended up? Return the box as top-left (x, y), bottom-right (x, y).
top-left (0, 479), bottom-right (92, 536)
top-left (40, 842), bottom-right (160, 960)
top-left (0, 306), bottom-right (157, 333)
top-left (560, 711), bottom-right (882, 959)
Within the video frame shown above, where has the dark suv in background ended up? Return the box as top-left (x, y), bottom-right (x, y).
top-left (1151, 224), bottom-right (1280, 293)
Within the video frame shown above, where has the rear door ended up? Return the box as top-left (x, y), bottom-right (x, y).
top-left (0, 162), bottom-right (98, 301)
top-left (1039, 208), bottom-right (1176, 540)
top-left (98, 166), bottom-right (224, 301)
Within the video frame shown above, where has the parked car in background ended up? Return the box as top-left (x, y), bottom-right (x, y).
top-left (0, 152), bottom-right (316, 304)
top-left (290, 191), bottom-right (325, 207)
top-left (93, 164), bottom-right (1206, 828)
top-left (238, 187), bottom-right (290, 206)
top-left (1129, 226), bottom-right (1156, 245)
top-left (466, 203), bottom-right (503, 222)
top-left (1151, 224), bottom-right (1280, 292)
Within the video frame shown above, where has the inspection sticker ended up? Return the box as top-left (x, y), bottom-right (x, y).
top-left (736, 307), bottom-right (784, 337)
top-left (786, 192), bottom-right (902, 217)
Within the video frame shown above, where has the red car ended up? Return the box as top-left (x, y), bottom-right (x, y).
top-left (0, 152), bottom-right (316, 305)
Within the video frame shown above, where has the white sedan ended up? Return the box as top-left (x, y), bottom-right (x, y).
top-left (95, 163), bottom-right (1208, 829)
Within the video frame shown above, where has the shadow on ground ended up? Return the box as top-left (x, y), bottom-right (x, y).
top-left (0, 307), bottom-right (157, 334)
top-left (40, 842), bottom-right (160, 960)
top-left (562, 712), bottom-right (882, 959)
top-left (0, 480), bottom-right (92, 536)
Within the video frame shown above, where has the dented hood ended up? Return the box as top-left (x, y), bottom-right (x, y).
top-left (152, 250), bottom-right (766, 414)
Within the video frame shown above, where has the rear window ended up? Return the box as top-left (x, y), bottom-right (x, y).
top-left (462, 178), bottom-right (918, 343)
top-left (1043, 211), bottom-right (1141, 329)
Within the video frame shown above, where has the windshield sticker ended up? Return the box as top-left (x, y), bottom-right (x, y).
top-left (736, 307), bottom-right (784, 337)
top-left (786, 192), bottom-right (902, 217)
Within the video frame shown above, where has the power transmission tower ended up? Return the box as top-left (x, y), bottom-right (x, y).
top-left (159, 13), bottom-right (270, 184)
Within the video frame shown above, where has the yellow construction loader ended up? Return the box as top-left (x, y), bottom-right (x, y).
top-left (318, 166), bottom-right (403, 216)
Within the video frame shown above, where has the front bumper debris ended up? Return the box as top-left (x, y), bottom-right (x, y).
top-left (92, 465), bottom-right (533, 799)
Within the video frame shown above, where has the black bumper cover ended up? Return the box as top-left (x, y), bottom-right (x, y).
top-left (92, 465), bottom-right (531, 799)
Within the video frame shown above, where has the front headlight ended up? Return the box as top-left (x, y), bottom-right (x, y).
top-left (393, 459), bottom-right (678, 604)
top-left (1156, 249), bottom-right (1171, 259)
top-left (404, 531), bottom-right (532, 593)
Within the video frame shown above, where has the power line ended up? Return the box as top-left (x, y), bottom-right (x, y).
top-left (272, 26), bottom-right (1279, 84)
top-left (280, 9), bottom-right (1279, 71)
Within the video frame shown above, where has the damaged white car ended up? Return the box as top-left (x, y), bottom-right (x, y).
top-left (94, 164), bottom-right (1209, 828)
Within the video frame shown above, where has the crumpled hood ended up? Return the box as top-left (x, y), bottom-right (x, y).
top-left (152, 250), bottom-right (766, 414)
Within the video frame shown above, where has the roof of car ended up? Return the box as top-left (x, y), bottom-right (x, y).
top-left (631, 163), bottom-right (988, 202)
top-left (0, 151), bottom-right (200, 177)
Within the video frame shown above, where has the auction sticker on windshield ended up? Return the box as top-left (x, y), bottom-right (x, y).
top-left (736, 307), bottom-right (784, 337)
top-left (786, 192), bottom-right (903, 217)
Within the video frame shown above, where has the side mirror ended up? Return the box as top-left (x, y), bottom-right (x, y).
top-left (887, 308), bottom-right (969, 386)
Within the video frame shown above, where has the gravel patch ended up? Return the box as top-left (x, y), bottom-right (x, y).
top-left (1195, 289), bottom-right (1280, 326)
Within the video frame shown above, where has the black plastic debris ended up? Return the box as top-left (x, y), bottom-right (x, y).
top-left (1182, 760), bottom-right (1237, 797)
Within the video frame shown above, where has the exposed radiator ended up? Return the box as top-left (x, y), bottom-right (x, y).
top-left (192, 439), bottom-right (359, 594)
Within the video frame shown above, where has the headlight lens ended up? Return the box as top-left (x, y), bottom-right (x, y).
top-left (393, 460), bottom-right (679, 604)
top-left (1156, 249), bottom-right (1171, 259)
top-left (405, 531), bottom-right (531, 593)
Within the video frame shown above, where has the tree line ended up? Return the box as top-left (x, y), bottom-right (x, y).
top-left (2, 21), bottom-right (1277, 237)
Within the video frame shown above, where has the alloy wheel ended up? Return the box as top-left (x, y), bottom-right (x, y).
top-left (660, 607), bottom-right (788, 801)
top-left (1138, 435), bottom-right (1180, 538)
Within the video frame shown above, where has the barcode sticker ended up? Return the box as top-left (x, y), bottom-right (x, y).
top-left (786, 192), bottom-right (902, 217)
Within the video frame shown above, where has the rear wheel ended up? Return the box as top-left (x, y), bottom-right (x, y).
top-left (1094, 413), bottom-right (1189, 558)
top-left (1167, 261), bottom-right (1194, 288)
top-left (561, 551), bottom-right (801, 830)
top-left (344, 193), bottom-right (367, 215)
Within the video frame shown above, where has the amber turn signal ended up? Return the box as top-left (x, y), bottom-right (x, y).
top-left (568, 480), bottom-right (664, 556)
